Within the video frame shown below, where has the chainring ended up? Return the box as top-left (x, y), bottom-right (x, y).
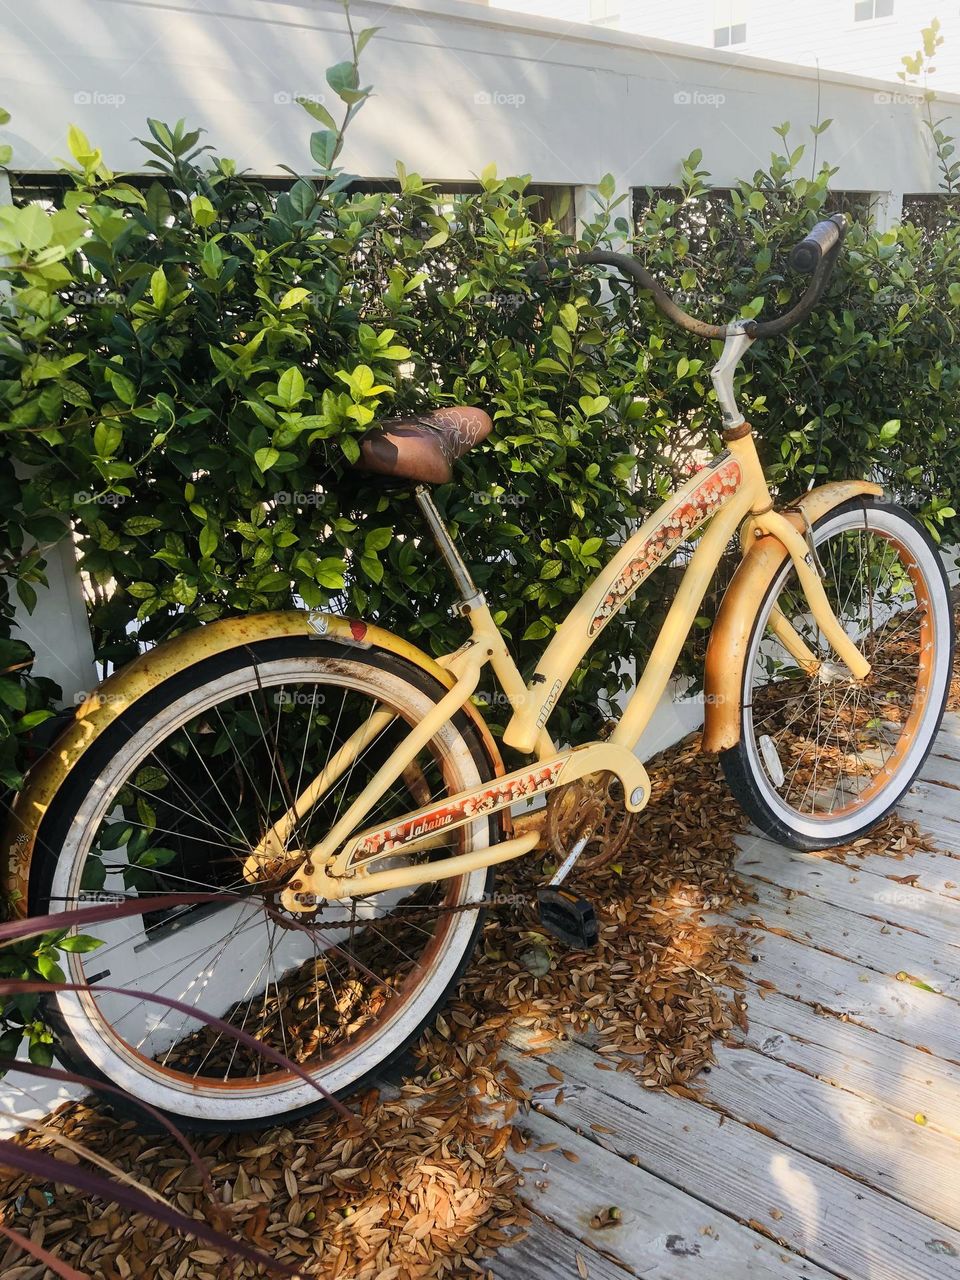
top-left (544, 771), bottom-right (636, 872)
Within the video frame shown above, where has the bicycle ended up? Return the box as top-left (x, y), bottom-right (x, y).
top-left (5, 214), bottom-right (953, 1129)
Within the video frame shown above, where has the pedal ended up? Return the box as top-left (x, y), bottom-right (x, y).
top-left (537, 887), bottom-right (599, 950)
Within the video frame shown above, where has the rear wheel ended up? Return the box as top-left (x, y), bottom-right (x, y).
top-left (29, 639), bottom-right (497, 1130)
top-left (722, 499), bottom-right (953, 848)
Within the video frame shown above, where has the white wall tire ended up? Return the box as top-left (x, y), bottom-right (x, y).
top-left (722, 500), bottom-right (954, 849)
top-left (29, 640), bottom-right (497, 1130)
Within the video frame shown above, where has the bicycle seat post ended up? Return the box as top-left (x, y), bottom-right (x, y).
top-left (414, 484), bottom-right (486, 616)
top-left (711, 322), bottom-right (756, 433)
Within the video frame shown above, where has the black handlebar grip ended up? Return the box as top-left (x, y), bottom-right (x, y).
top-left (788, 214), bottom-right (847, 274)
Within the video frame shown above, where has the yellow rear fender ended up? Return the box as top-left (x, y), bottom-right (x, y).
top-left (3, 611), bottom-right (504, 916)
top-left (702, 481), bottom-right (883, 753)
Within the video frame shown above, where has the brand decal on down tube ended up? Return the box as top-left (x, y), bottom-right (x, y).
top-left (588, 455), bottom-right (742, 637)
top-left (351, 760), bottom-right (567, 861)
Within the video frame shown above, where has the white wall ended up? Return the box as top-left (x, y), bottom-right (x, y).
top-left (0, 0), bottom-right (954, 195)
top-left (494, 0), bottom-right (960, 92)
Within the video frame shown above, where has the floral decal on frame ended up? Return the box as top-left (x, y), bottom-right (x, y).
top-left (588, 454), bottom-right (743, 637)
top-left (350, 760), bottom-right (567, 862)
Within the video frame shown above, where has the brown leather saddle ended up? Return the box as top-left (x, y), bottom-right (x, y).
top-left (355, 406), bottom-right (493, 485)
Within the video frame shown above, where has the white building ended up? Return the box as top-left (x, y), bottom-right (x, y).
top-left (492, 0), bottom-right (960, 92)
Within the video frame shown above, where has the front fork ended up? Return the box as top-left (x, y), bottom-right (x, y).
top-left (745, 507), bottom-right (871, 681)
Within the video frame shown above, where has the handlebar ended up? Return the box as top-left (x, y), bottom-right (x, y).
top-left (574, 212), bottom-right (848, 341)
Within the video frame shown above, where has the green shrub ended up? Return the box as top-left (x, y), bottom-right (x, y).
top-left (1, 53), bottom-right (960, 799)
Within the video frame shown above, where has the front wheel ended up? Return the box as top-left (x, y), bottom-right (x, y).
top-left (722, 498), bottom-right (954, 848)
top-left (29, 639), bottom-right (498, 1131)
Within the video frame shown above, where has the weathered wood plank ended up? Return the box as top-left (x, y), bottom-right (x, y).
top-left (825, 846), bottom-right (960, 900)
top-left (730, 886), bottom-right (960, 1000)
top-left (698, 1041), bottom-right (960, 1229)
top-left (739, 986), bottom-right (960, 1137)
top-left (502, 1038), bottom-right (960, 1280)
top-left (488, 1212), bottom-right (634, 1280)
top-left (916, 751), bottom-right (960, 790)
top-left (735, 834), bottom-right (960, 952)
top-left (505, 1099), bottom-right (832, 1277)
top-left (897, 785), bottom-right (960, 851)
top-left (932, 711), bottom-right (960, 745)
top-left (745, 929), bottom-right (960, 1063)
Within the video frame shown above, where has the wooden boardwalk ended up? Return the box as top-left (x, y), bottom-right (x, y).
top-left (491, 713), bottom-right (960, 1280)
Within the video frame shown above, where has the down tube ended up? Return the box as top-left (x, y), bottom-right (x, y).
top-left (610, 488), bottom-right (755, 752)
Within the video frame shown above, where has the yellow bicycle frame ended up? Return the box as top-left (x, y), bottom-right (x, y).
top-left (271, 411), bottom-right (877, 910)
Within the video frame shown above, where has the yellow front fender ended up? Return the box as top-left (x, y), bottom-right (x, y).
top-left (3, 611), bottom-right (504, 917)
top-left (702, 480), bottom-right (883, 753)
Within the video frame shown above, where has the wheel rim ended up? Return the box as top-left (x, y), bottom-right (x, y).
top-left (48, 656), bottom-right (488, 1121)
top-left (742, 507), bottom-right (949, 838)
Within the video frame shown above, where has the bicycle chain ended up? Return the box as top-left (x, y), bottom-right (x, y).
top-left (300, 896), bottom-right (513, 930)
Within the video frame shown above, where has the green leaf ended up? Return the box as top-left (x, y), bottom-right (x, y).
top-left (199, 525), bottom-right (218, 557)
top-left (58, 934), bottom-right (105, 953)
top-left (35, 952), bottom-right (65, 984)
top-left (295, 97), bottom-right (338, 131)
top-left (522, 619), bottom-right (552, 641)
top-left (150, 266), bottom-right (168, 310)
top-left (17, 204), bottom-right (52, 251)
top-left (66, 123), bottom-right (94, 163)
top-left (277, 366), bottom-right (306, 408)
top-left (190, 195), bottom-right (217, 227)
top-left (578, 395), bottom-right (610, 416)
top-left (0, 680), bottom-right (27, 712)
top-left (28, 1040), bottom-right (54, 1067)
top-left (279, 286), bottom-right (311, 310)
top-left (310, 129), bottom-right (339, 170)
top-left (94, 421), bottom-right (123, 456)
top-left (551, 325), bottom-right (572, 354)
top-left (360, 551), bottom-right (383, 583)
top-left (326, 60), bottom-right (360, 100)
top-left (123, 516), bottom-right (163, 536)
top-left (255, 446), bottom-right (280, 472)
top-left (559, 303), bottom-right (579, 333)
top-left (356, 26), bottom-right (382, 54)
